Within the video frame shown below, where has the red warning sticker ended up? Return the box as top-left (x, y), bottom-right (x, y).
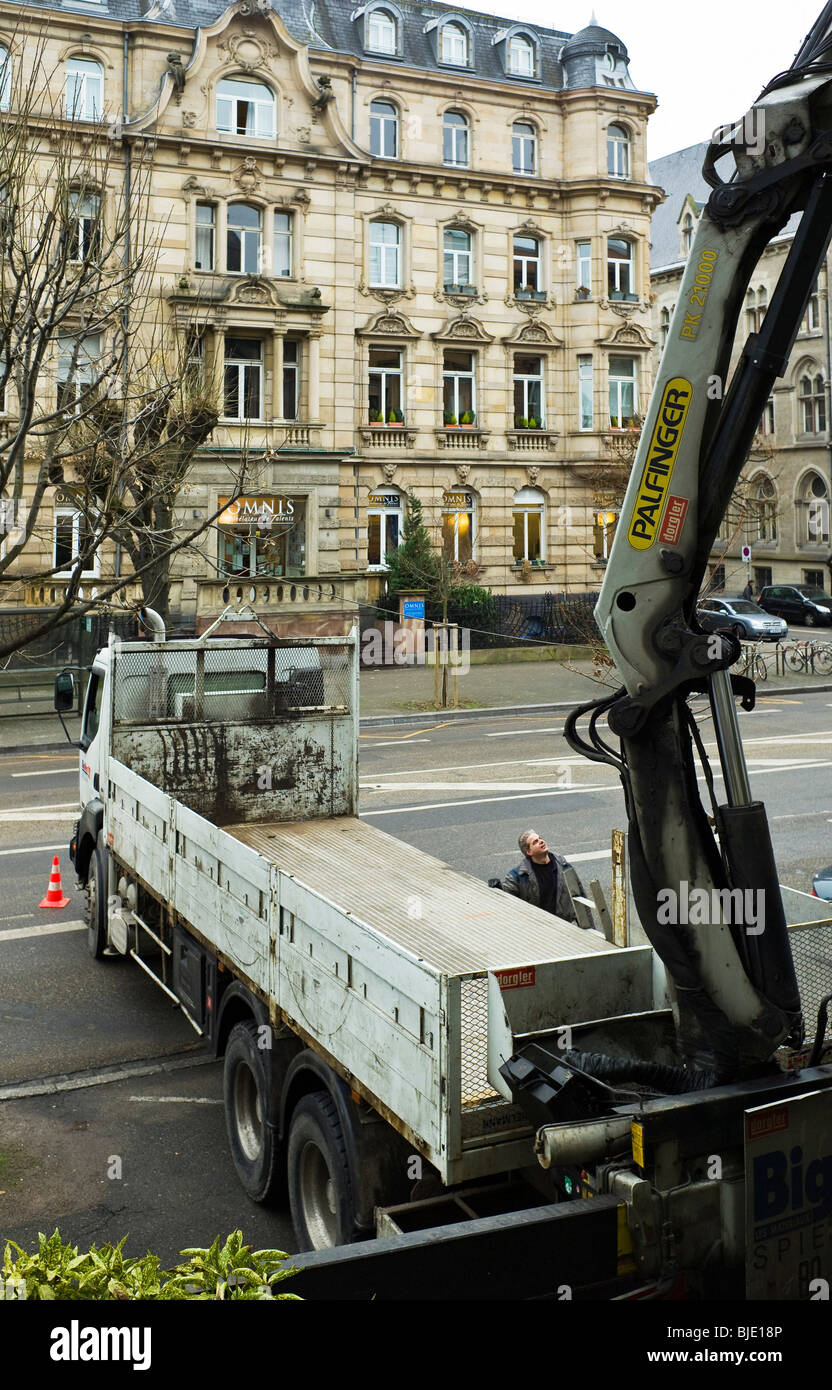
top-left (495, 966), bottom-right (535, 990)
top-left (659, 494), bottom-right (689, 546)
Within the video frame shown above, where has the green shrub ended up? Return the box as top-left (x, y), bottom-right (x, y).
top-left (1, 1229), bottom-right (301, 1301)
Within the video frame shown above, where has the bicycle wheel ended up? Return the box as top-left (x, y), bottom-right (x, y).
top-left (813, 644), bottom-right (832, 675)
top-left (784, 645), bottom-right (806, 674)
top-left (754, 654), bottom-right (768, 682)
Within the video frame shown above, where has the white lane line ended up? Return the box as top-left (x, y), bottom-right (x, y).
top-left (10, 769), bottom-right (77, 779)
top-left (361, 781), bottom-right (572, 792)
top-left (0, 810), bottom-right (77, 823)
top-left (0, 1051), bottom-right (213, 1102)
top-left (362, 738), bottom-right (431, 749)
top-left (486, 726), bottom-right (565, 738)
top-left (363, 754), bottom-right (582, 779)
top-left (128, 1096), bottom-right (222, 1105)
top-left (361, 785), bottom-right (621, 816)
top-left (0, 919), bottom-right (84, 942)
top-left (0, 913), bottom-right (34, 923)
top-left (0, 844), bottom-right (63, 857)
top-left (0, 800), bottom-right (75, 813)
top-left (566, 849), bottom-right (612, 863)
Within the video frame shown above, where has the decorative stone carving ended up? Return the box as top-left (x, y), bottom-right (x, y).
top-left (526, 465), bottom-right (540, 484)
top-left (455, 464), bottom-right (470, 483)
top-left (431, 312), bottom-right (493, 343)
top-left (233, 157), bottom-right (262, 193)
top-left (297, 126), bottom-right (311, 144)
top-left (356, 309), bottom-right (420, 338)
top-left (218, 31), bottom-right (271, 72)
top-left (382, 462), bottom-right (398, 482)
top-left (181, 110), bottom-right (197, 128)
top-left (231, 278), bottom-right (276, 306)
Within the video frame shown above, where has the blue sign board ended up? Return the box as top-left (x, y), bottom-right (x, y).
top-left (403, 599), bottom-right (425, 619)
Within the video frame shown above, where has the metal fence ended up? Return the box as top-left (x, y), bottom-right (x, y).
top-left (363, 591), bottom-right (601, 651)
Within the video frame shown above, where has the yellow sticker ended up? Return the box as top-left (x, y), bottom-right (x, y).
top-left (632, 1120), bottom-right (644, 1168)
top-left (627, 377), bottom-right (693, 550)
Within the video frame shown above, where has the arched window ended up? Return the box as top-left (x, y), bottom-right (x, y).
top-left (227, 204), bottom-right (262, 275)
top-left (513, 487), bottom-right (545, 562)
top-left (369, 219), bottom-right (401, 288)
top-left (681, 212), bottom-right (694, 255)
top-left (607, 124), bottom-right (630, 179)
top-left (65, 58), bottom-right (103, 121)
top-left (660, 305), bottom-right (671, 347)
top-left (607, 237), bottom-right (635, 298)
top-left (512, 121), bottom-right (537, 175)
top-left (443, 226), bottom-right (472, 290)
top-left (750, 476), bottom-right (777, 542)
top-left (0, 46), bottom-right (11, 112)
top-left (370, 99), bottom-right (398, 158)
top-left (799, 472), bottom-right (829, 543)
top-left (441, 21), bottom-right (468, 65)
top-left (799, 373), bottom-right (826, 433)
top-left (216, 78), bottom-right (275, 137)
top-left (367, 7), bottom-right (398, 54)
top-left (367, 487), bottom-right (403, 568)
top-left (443, 109), bottom-right (469, 167)
top-left (507, 33), bottom-right (534, 76)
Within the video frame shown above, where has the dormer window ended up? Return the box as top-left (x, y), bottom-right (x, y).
top-left (216, 78), bottom-right (275, 138)
top-left (441, 21), bottom-right (468, 66)
top-left (507, 33), bottom-right (534, 76)
top-left (367, 7), bottom-right (398, 55)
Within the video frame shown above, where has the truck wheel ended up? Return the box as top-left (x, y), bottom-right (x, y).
top-left (287, 1091), bottom-right (356, 1250)
top-left (85, 849), bottom-right (108, 960)
top-left (223, 1021), bottom-right (280, 1203)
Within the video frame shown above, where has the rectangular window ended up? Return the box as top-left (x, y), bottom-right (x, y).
top-left (804, 568), bottom-right (825, 587)
top-left (513, 235), bottom-right (542, 295)
top-left (594, 509), bottom-right (618, 562)
top-left (195, 203), bottom-right (215, 271)
top-left (576, 240), bottom-right (591, 292)
top-left (368, 345), bottom-right (403, 424)
top-left (223, 338), bottom-right (263, 421)
top-left (369, 221), bottom-right (400, 288)
top-left (578, 355), bottom-right (593, 431)
top-left (68, 193), bottom-right (100, 264)
top-left (54, 508), bottom-right (96, 576)
top-left (185, 331), bottom-right (204, 387)
top-left (513, 354), bottom-right (544, 427)
top-left (443, 228), bottom-right (472, 289)
top-left (218, 496), bottom-right (306, 578)
top-left (227, 206), bottom-right (261, 275)
top-left (442, 490), bottom-right (474, 562)
top-left (282, 340), bottom-right (299, 420)
top-left (609, 355), bottom-right (637, 428)
top-left (367, 493), bottom-right (403, 568)
top-left (65, 60), bottom-right (102, 121)
top-left (274, 212), bottom-right (292, 277)
top-left (57, 333), bottom-right (101, 411)
top-left (607, 238), bottom-right (635, 298)
top-left (442, 349), bottom-right (475, 424)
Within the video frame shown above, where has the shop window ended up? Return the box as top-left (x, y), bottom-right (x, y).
top-left (217, 495), bottom-right (306, 577)
top-left (594, 508), bottom-right (618, 562)
top-left (513, 487), bottom-right (544, 562)
top-left (367, 489), bottom-right (403, 568)
top-left (441, 488), bottom-right (474, 562)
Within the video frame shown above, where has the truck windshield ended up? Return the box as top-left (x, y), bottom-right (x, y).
top-left (80, 671), bottom-right (101, 751)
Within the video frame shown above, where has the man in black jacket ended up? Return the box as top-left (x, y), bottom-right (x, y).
top-left (500, 828), bottom-right (583, 923)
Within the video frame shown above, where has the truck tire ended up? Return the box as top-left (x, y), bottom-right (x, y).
top-left (287, 1091), bottom-right (356, 1250)
top-left (85, 848), bottom-right (108, 960)
top-left (223, 1021), bottom-right (280, 1203)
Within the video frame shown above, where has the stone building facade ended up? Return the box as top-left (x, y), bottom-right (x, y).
top-left (650, 141), bottom-right (832, 597)
top-left (2, 0), bottom-right (660, 631)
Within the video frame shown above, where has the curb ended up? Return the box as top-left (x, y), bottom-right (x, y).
top-left (3, 682), bottom-right (832, 750)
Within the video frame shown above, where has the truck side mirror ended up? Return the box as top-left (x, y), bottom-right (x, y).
top-left (54, 670), bottom-right (75, 713)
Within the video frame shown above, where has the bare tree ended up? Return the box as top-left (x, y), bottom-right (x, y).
top-left (0, 39), bottom-right (248, 658)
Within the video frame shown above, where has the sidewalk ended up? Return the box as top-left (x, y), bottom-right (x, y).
top-left (1, 656), bottom-right (830, 752)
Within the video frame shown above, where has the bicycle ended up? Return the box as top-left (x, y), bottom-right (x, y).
top-left (782, 639), bottom-right (832, 675)
top-left (732, 638), bottom-right (768, 682)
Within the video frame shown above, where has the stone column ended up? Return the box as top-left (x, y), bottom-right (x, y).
top-left (308, 330), bottom-right (321, 421)
top-left (272, 328), bottom-right (285, 421)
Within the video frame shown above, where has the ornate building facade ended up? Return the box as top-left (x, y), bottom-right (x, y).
top-left (2, 0), bottom-right (660, 630)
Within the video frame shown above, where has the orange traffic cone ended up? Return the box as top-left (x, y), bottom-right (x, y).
top-left (39, 855), bottom-right (70, 909)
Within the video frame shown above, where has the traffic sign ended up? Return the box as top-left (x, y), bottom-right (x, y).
top-left (741, 545), bottom-right (751, 562)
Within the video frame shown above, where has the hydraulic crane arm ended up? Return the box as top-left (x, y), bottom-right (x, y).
top-left (566, 5), bottom-right (832, 1077)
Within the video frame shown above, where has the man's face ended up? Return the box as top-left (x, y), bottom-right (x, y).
top-left (525, 831), bottom-right (549, 861)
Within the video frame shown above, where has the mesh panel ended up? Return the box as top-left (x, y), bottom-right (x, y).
top-left (112, 641), bottom-right (352, 724)
top-left (790, 922), bottom-right (832, 1039)
top-left (460, 976), bottom-right (498, 1108)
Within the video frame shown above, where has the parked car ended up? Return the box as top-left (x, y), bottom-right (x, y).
top-left (811, 864), bottom-right (832, 901)
top-left (697, 597), bottom-right (787, 641)
top-left (758, 584), bottom-right (832, 627)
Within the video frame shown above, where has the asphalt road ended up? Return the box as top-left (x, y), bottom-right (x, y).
top-left (2, 689), bottom-right (832, 1266)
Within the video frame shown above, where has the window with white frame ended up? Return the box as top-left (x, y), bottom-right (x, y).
top-left (681, 211), bottom-right (694, 256)
top-left (607, 124), bottom-right (630, 179)
top-left (512, 121), bottom-right (536, 175)
top-left (576, 240), bottom-right (591, 292)
top-left (216, 78), bottom-right (275, 138)
top-left (750, 475), bottom-right (777, 542)
top-left (609, 355), bottom-right (638, 428)
top-left (513, 233), bottom-right (542, 295)
top-left (57, 333), bottom-right (100, 411)
top-left (65, 58), bottom-right (103, 121)
top-left (441, 21), bottom-right (468, 65)
top-left (0, 46), bottom-right (11, 112)
top-left (442, 488), bottom-right (474, 562)
top-left (370, 99), bottom-right (398, 158)
top-left (578, 355), bottom-right (593, 431)
top-left (660, 305), bottom-right (671, 346)
top-left (507, 33), bottom-right (534, 76)
top-left (800, 472), bottom-right (830, 543)
top-left (443, 109), bottom-right (469, 167)
top-left (367, 488), bottom-right (403, 568)
top-left (227, 204), bottom-right (261, 275)
top-left (368, 345), bottom-right (403, 424)
top-left (607, 237), bottom-right (635, 298)
top-left (512, 486), bottom-right (544, 562)
top-left (443, 226), bottom-right (472, 289)
top-left (513, 354), bottom-right (544, 427)
top-left (223, 338), bottom-right (263, 420)
top-left (369, 219), bottom-right (401, 288)
top-left (760, 395), bottom-right (775, 435)
top-left (68, 192), bottom-right (100, 263)
top-left (195, 203), bottom-right (215, 271)
top-left (799, 372), bottom-right (826, 433)
top-left (367, 7), bottom-right (398, 54)
top-left (184, 330), bottom-right (205, 388)
top-left (804, 285), bottom-right (820, 332)
top-left (282, 340), bottom-right (299, 419)
top-left (273, 211), bottom-right (292, 277)
top-left (443, 349), bottom-right (475, 424)
top-left (745, 289), bottom-right (757, 335)
top-left (54, 507), bottom-right (97, 577)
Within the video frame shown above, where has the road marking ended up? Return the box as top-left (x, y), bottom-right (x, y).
top-left (361, 738), bottom-right (431, 749)
top-left (361, 781), bottom-right (574, 792)
top-left (0, 843), bottom-right (64, 857)
top-left (10, 769), bottom-right (77, 779)
top-left (128, 1095), bottom-right (222, 1105)
top-left (0, 919), bottom-right (84, 942)
top-left (0, 801), bottom-right (76, 814)
top-left (0, 810), bottom-right (77, 822)
top-left (486, 726), bottom-right (565, 738)
top-left (0, 913), bottom-right (34, 923)
top-left (361, 785), bottom-right (621, 816)
top-left (0, 1050), bottom-right (212, 1102)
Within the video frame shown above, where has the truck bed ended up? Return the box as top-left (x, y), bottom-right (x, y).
top-left (225, 817), bottom-right (616, 975)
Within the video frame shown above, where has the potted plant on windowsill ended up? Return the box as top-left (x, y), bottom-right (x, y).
top-left (387, 408), bottom-right (404, 426)
top-left (459, 411), bottom-right (476, 428)
top-left (575, 285), bottom-right (590, 300)
top-left (444, 411), bottom-right (458, 427)
top-left (368, 409), bottom-right (385, 425)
